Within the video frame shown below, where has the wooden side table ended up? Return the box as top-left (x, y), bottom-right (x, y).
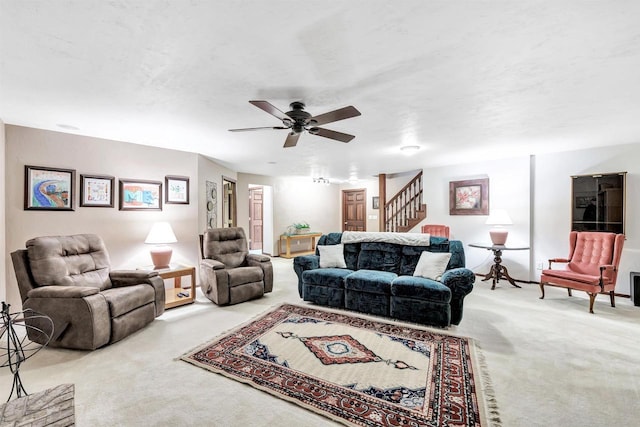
top-left (279, 232), bottom-right (323, 258)
top-left (140, 264), bottom-right (196, 309)
top-left (468, 243), bottom-right (529, 290)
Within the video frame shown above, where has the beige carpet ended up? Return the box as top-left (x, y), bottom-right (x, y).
top-left (1, 257), bottom-right (640, 426)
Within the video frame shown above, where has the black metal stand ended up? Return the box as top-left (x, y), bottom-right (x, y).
top-left (1, 302), bottom-right (53, 401)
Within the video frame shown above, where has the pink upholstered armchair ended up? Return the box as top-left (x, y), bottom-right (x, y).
top-left (540, 231), bottom-right (625, 313)
top-left (421, 224), bottom-right (450, 239)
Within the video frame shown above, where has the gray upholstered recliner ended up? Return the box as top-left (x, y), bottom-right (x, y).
top-left (200, 227), bottom-right (273, 305)
top-left (11, 234), bottom-right (165, 350)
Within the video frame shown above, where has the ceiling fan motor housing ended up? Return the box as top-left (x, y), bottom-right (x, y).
top-left (286, 102), bottom-right (314, 133)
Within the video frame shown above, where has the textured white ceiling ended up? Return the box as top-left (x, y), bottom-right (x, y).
top-left (2, 1), bottom-right (640, 182)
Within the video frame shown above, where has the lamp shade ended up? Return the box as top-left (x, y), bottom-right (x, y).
top-left (486, 209), bottom-right (512, 245)
top-left (145, 222), bottom-right (177, 244)
top-left (145, 222), bottom-right (177, 269)
top-left (485, 209), bottom-right (513, 226)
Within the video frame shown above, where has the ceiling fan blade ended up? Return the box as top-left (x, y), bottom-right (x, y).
top-left (283, 132), bottom-right (301, 148)
top-left (311, 127), bottom-right (355, 143)
top-left (229, 126), bottom-right (289, 132)
top-left (310, 105), bottom-right (361, 126)
top-left (249, 100), bottom-right (290, 121)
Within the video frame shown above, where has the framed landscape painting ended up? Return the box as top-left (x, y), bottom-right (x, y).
top-left (119, 179), bottom-right (162, 210)
top-left (80, 174), bottom-right (115, 207)
top-left (165, 175), bottom-right (189, 204)
top-left (449, 178), bottom-right (489, 215)
top-left (24, 165), bottom-right (75, 211)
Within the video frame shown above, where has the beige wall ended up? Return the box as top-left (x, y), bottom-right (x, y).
top-left (0, 121), bottom-right (5, 304)
top-left (237, 174), bottom-right (342, 255)
top-left (4, 125), bottom-right (202, 309)
top-left (197, 154), bottom-right (237, 233)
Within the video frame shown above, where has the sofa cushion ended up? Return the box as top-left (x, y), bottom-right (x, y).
top-left (413, 251), bottom-right (452, 281)
top-left (392, 276), bottom-right (452, 303)
top-left (357, 242), bottom-right (403, 273)
top-left (303, 268), bottom-right (353, 289)
top-left (26, 234), bottom-right (112, 290)
top-left (228, 266), bottom-right (263, 287)
top-left (345, 270), bottom-right (397, 294)
top-left (318, 244), bottom-right (347, 268)
top-left (101, 284), bottom-right (155, 317)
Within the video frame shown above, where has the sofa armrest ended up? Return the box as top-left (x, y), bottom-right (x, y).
top-left (441, 268), bottom-right (475, 295)
top-left (28, 286), bottom-right (100, 299)
top-left (441, 267), bottom-right (476, 325)
top-left (109, 270), bottom-right (165, 317)
top-left (293, 255), bottom-right (320, 297)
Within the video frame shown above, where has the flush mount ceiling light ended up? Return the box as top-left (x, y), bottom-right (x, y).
top-left (400, 145), bottom-right (420, 155)
top-left (313, 177), bottom-right (330, 185)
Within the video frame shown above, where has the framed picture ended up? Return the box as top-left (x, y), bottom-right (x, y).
top-left (80, 174), bottom-right (115, 207)
top-left (449, 178), bottom-right (489, 215)
top-left (24, 165), bottom-right (75, 211)
top-left (119, 179), bottom-right (162, 210)
top-left (372, 196), bottom-right (379, 209)
top-left (165, 175), bottom-right (189, 204)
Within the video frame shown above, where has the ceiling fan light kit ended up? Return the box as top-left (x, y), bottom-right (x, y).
top-left (229, 101), bottom-right (361, 148)
top-left (400, 145), bottom-right (421, 155)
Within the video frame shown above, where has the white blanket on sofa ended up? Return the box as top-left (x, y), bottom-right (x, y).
top-left (341, 231), bottom-right (431, 246)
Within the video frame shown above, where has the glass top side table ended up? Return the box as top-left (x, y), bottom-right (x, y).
top-left (468, 243), bottom-right (530, 290)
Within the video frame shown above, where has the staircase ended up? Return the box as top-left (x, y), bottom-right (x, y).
top-left (384, 171), bottom-right (426, 232)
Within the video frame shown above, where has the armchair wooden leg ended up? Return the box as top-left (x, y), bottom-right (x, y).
top-left (539, 283), bottom-right (545, 299)
top-left (609, 291), bottom-right (616, 308)
top-left (567, 288), bottom-right (572, 297)
top-left (588, 293), bottom-right (596, 314)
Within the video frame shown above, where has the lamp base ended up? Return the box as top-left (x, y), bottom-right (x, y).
top-left (150, 246), bottom-right (173, 269)
top-left (489, 229), bottom-right (509, 246)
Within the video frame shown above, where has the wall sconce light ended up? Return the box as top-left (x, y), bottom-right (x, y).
top-left (145, 222), bottom-right (177, 269)
top-left (485, 209), bottom-right (513, 245)
top-left (313, 177), bottom-right (330, 185)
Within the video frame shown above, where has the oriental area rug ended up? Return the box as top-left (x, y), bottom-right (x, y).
top-left (180, 303), bottom-right (500, 426)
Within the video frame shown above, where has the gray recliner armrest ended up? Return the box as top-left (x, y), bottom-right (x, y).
top-left (109, 270), bottom-right (165, 317)
top-left (247, 253), bottom-right (271, 263)
top-left (109, 270), bottom-right (160, 286)
top-left (201, 259), bottom-right (225, 270)
top-left (247, 256), bottom-right (274, 293)
top-left (28, 286), bottom-right (100, 298)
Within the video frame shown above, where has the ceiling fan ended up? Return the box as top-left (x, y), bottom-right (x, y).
top-left (229, 100), bottom-right (361, 148)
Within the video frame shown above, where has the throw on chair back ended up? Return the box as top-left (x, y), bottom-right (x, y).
top-left (421, 224), bottom-right (450, 239)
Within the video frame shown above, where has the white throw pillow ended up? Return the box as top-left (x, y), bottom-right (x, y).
top-left (318, 244), bottom-right (347, 268)
top-left (413, 251), bottom-right (452, 281)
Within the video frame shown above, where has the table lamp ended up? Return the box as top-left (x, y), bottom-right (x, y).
top-left (486, 209), bottom-right (512, 245)
top-left (145, 222), bottom-right (177, 269)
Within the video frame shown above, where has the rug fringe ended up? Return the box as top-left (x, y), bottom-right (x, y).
top-left (472, 342), bottom-right (502, 427)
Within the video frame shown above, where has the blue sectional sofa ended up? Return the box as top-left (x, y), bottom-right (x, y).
top-left (293, 232), bottom-right (476, 327)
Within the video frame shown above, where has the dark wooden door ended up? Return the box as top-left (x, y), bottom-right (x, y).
top-left (249, 187), bottom-right (263, 250)
top-left (342, 189), bottom-right (366, 231)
